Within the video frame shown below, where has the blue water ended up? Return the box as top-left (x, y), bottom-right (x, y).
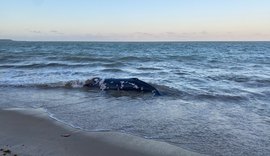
top-left (0, 41), bottom-right (270, 155)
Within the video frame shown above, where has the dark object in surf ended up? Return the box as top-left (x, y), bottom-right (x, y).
top-left (84, 77), bottom-right (160, 96)
top-left (2, 149), bottom-right (11, 153)
top-left (61, 134), bottom-right (71, 137)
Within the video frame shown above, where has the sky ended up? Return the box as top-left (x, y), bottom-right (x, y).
top-left (0, 0), bottom-right (270, 41)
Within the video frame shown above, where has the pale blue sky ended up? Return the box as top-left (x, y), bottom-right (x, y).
top-left (1, 0), bottom-right (270, 41)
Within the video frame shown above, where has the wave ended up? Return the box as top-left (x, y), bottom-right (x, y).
top-left (117, 56), bottom-right (159, 62)
top-left (208, 74), bottom-right (251, 82)
top-left (0, 63), bottom-right (89, 68)
top-left (0, 80), bottom-right (86, 89)
top-left (0, 55), bottom-right (22, 63)
top-left (136, 67), bottom-right (162, 71)
top-left (194, 93), bottom-right (247, 102)
top-left (59, 56), bottom-right (112, 63)
top-left (207, 74), bottom-right (270, 84)
top-left (172, 55), bottom-right (206, 62)
top-left (4, 55), bottom-right (159, 65)
top-left (101, 62), bottom-right (125, 67)
top-left (255, 78), bottom-right (270, 84)
top-left (101, 68), bottom-right (124, 73)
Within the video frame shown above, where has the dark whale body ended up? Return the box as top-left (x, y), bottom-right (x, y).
top-left (84, 78), bottom-right (160, 96)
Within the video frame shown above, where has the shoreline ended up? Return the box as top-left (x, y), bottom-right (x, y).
top-left (0, 108), bottom-right (203, 156)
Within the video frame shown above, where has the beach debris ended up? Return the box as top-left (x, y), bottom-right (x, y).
top-left (0, 147), bottom-right (17, 156)
top-left (0, 148), bottom-right (12, 156)
top-left (61, 134), bottom-right (71, 137)
top-left (3, 149), bottom-right (11, 153)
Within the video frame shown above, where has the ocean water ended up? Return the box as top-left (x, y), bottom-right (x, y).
top-left (0, 41), bottom-right (270, 155)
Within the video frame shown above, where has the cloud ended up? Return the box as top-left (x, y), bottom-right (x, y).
top-left (54, 32), bottom-right (211, 41)
top-left (29, 30), bottom-right (42, 34)
top-left (50, 30), bottom-right (64, 35)
top-left (16, 29), bottom-right (270, 41)
top-left (200, 31), bottom-right (208, 35)
top-left (165, 32), bottom-right (188, 37)
top-left (133, 32), bottom-right (155, 36)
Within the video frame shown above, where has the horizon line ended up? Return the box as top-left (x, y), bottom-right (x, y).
top-left (2, 39), bottom-right (270, 42)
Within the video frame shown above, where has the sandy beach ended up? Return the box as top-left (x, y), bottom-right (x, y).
top-left (0, 108), bottom-right (203, 156)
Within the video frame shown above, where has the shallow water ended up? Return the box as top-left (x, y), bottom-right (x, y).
top-left (0, 41), bottom-right (270, 155)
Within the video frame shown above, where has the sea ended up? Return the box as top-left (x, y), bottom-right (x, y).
top-left (0, 41), bottom-right (269, 156)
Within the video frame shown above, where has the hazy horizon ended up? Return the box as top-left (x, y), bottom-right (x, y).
top-left (2, 39), bottom-right (270, 42)
top-left (1, 0), bottom-right (270, 41)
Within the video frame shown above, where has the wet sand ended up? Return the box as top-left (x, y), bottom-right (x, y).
top-left (0, 108), bottom-right (203, 156)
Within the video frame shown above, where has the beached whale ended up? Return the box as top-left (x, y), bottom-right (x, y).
top-left (84, 78), bottom-right (160, 96)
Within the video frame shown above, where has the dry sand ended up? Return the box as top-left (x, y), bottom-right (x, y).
top-left (0, 108), bottom-right (204, 156)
